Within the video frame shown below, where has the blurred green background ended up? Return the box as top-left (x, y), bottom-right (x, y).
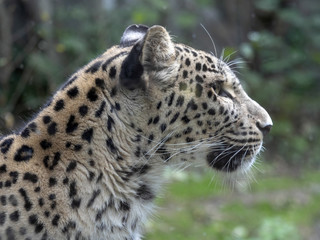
top-left (0, 0), bottom-right (319, 239)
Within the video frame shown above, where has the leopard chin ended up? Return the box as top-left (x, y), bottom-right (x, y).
top-left (206, 144), bottom-right (260, 172)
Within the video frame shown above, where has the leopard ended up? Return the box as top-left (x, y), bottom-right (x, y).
top-left (0, 24), bottom-right (272, 240)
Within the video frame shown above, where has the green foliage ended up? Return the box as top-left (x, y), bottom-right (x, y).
top-left (252, 217), bottom-right (300, 240)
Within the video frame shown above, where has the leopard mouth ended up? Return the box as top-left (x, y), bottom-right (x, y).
top-left (206, 146), bottom-right (255, 172)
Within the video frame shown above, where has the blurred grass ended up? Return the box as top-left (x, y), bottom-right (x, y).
top-left (145, 165), bottom-right (320, 240)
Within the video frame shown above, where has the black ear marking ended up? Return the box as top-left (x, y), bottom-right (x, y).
top-left (120, 24), bottom-right (149, 47)
top-left (119, 43), bottom-right (145, 90)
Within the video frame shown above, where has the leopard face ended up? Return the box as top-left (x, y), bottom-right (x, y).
top-left (117, 25), bottom-right (272, 173)
top-left (0, 24), bottom-right (272, 239)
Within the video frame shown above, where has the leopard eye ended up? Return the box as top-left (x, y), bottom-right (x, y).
top-left (218, 88), bottom-right (233, 99)
top-left (210, 81), bottom-right (233, 99)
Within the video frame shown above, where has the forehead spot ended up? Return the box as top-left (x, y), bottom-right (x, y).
top-left (191, 51), bottom-right (198, 57)
top-left (202, 64), bottom-right (207, 72)
top-left (205, 56), bottom-right (213, 63)
top-left (195, 63), bottom-right (201, 71)
top-left (185, 58), bottom-right (190, 66)
top-left (195, 75), bottom-right (203, 83)
top-left (183, 70), bottom-right (188, 79)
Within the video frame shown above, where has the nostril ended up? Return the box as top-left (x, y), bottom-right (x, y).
top-left (256, 122), bottom-right (272, 137)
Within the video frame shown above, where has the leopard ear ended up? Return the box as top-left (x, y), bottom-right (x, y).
top-left (120, 24), bottom-right (149, 47)
top-left (120, 25), bottom-right (177, 90)
top-left (140, 25), bottom-right (176, 69)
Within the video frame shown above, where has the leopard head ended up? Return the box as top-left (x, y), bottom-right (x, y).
top-left (117, 25), bottom-right (272, 173)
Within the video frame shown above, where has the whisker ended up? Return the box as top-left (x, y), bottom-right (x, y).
top-left (218, 48), bottom-right (225, 69)
top-left (200, 23), bottom-right (217, 58)
top-left (224, 50), bottom-right (238, 63)
top-left (222, 144), bottom-right (246, 171)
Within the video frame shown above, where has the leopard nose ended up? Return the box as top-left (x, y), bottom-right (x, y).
top-left (256, 122), bottom-right (272, 137)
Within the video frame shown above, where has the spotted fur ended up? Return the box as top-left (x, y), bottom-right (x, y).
top-left (0, 25), bottom-right (272, 239)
